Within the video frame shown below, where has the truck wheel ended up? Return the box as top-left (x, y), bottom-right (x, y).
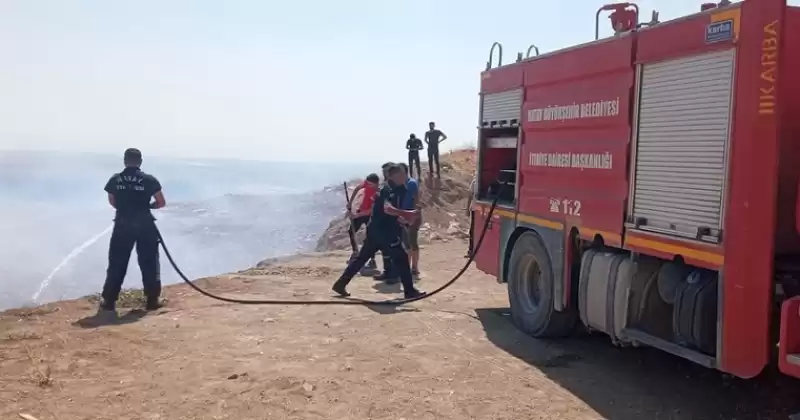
top-left (507, 231), bottom-right (577, 338)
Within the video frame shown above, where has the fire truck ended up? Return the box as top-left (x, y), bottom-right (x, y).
top-left (470, 0), bottom-right (800, 379)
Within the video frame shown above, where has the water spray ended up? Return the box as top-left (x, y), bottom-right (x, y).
top-left (31, 223), bottom-right (113, 303)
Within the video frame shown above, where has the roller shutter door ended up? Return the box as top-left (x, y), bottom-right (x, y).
top-left (631, 49), bottom-right (735, 242)
top-left (481, 89), bottom-right (522, 127)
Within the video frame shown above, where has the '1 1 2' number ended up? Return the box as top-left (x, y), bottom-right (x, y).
top-left (549, 198), bottom-right (581, 216)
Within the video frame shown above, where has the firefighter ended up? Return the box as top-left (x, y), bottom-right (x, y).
top-left (98, 148), bottom-right (166, 312)
top-left (332, 164), bottom-right (425, 299)
top-left (424, 121), bottom-right (447, 178)
top-left (373, 162), bottom-right (398, 283)
top-left (405, 133), bottom-right (423, 178)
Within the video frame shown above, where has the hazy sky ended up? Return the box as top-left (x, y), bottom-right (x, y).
top-left (0, 0), bottom-right (777, 162)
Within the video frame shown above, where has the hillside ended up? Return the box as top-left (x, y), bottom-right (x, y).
top-left (4, 148), bottom-right (800, 419)
top-left (315, 149), bottom-right (477, 252)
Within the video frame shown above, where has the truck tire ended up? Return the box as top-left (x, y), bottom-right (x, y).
top-left (507, 231), bottom-right (577, 338)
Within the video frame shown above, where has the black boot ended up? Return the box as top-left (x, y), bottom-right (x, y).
top-left (145, 298), bottom-right (163, 311)
top-left (99, 300), bottom-right (116, 312)
top-left (404, 288), bottom-right (426, 299)
top-left (332, 279), bottom-right (350, 297)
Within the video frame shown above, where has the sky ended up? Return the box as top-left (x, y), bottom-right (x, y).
top-left (0, 0), bottom-right (785, 163)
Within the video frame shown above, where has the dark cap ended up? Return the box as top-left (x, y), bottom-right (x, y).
top-left (124, 148), bottom-right (142, 161)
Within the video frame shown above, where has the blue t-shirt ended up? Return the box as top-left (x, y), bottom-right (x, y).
top-left (401, 178), bottom-right (419, 210)
top-left (367, 184), bottom-right (406, 241)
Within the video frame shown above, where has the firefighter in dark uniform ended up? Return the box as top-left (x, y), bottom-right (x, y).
top-left (332, 164), bottom-right (425, 299)
top-left (99, 148), bottom-right (166, 312)
top-left (373, 162), bottom-right (398, 283)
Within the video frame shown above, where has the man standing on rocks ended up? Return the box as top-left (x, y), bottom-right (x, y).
top-left (405, 133), bottom-right (423, 178)
top-left (332, 164), bottom-right (425, 299)
top-left (99, 148), bottom-right (165, 312)
top-left (424, 122), bottom-right (447, 178)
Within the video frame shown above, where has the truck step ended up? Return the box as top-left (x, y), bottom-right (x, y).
top-left (779, 297), bottom-right (800, 378)
top-left (788, 354), bottom-right (800, 366)
top-left (622, 328), bottom-right (716, 368)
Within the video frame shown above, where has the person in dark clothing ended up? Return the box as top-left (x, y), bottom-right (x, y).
top-left (332, 164), bottom-right (425, 299)
top-left (373, 162), bottom-right (398, 283)
top-left (405, 133), bottom-right (423, 178)
top-left (465, 174), bottom-right (477, 258)
top-left (99, 148), bottom-right (166, 312)
top-left (424, 121), bottom-right (447, 178)
top-left (347, 173), bottom-right (381, 270)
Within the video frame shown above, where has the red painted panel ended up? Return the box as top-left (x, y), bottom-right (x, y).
top-left (472, 206), bottom-right (501, 277)
top-left (518, 62), bottom-right (634, 239)
top-left (720, 0), bottom-right (786, 378)
top-left (774, 8), bottom-right (800, 254)
top-left (522, 36), bottom-right (635, 86)
top-left (636, 6), bottom-right (742, 63)
top-left (480, 63), bottom-right (524, 94)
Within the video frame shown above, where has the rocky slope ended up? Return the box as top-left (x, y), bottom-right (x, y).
top-left (315, 149), bottom-right (476, 252)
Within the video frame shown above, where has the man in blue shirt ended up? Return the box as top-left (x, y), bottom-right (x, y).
top-left (332, 164), bottom-right (425, 299)
top-left (398, 163), bottom-right (421, 278)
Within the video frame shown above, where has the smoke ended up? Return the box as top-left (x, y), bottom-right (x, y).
top-left (0, 151), bottom-right (373, 310)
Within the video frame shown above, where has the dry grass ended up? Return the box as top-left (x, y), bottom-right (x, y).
top-left (2, 330), bottom-right (41, 342)
top-left (84, 288), bottom-right (149, 308)
top-left (23, 344), bottom-right (53, 388)
top-left (3, 306), bottom-right (60, 319)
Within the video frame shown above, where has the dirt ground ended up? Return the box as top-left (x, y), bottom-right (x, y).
top-left (2, 240), bottom-right (800, 420)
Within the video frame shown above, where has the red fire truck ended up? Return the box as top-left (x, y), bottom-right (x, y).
top-left (471, 0), bottom-right (800, 379)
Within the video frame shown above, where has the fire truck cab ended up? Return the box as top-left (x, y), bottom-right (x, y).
top-left (471, 0), bottom-right (800, 379)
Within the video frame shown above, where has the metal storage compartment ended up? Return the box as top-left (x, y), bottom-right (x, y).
top-left (579, 251), bottom-right (630, 342)
top-left (481, 89), bottom-right (522, 128)
top-left (630, 49), bottom-right (735, 242)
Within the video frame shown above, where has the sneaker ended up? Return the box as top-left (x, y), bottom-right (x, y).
top-left (359, 267), bottom-right (380, 277)
top-left (411, 270), bottom-right (421, 281)
top-left (373, 272), bottom-right (398, 282)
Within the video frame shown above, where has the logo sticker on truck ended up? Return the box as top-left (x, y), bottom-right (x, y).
top-left (706, 19), bottom-right (733, 44)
